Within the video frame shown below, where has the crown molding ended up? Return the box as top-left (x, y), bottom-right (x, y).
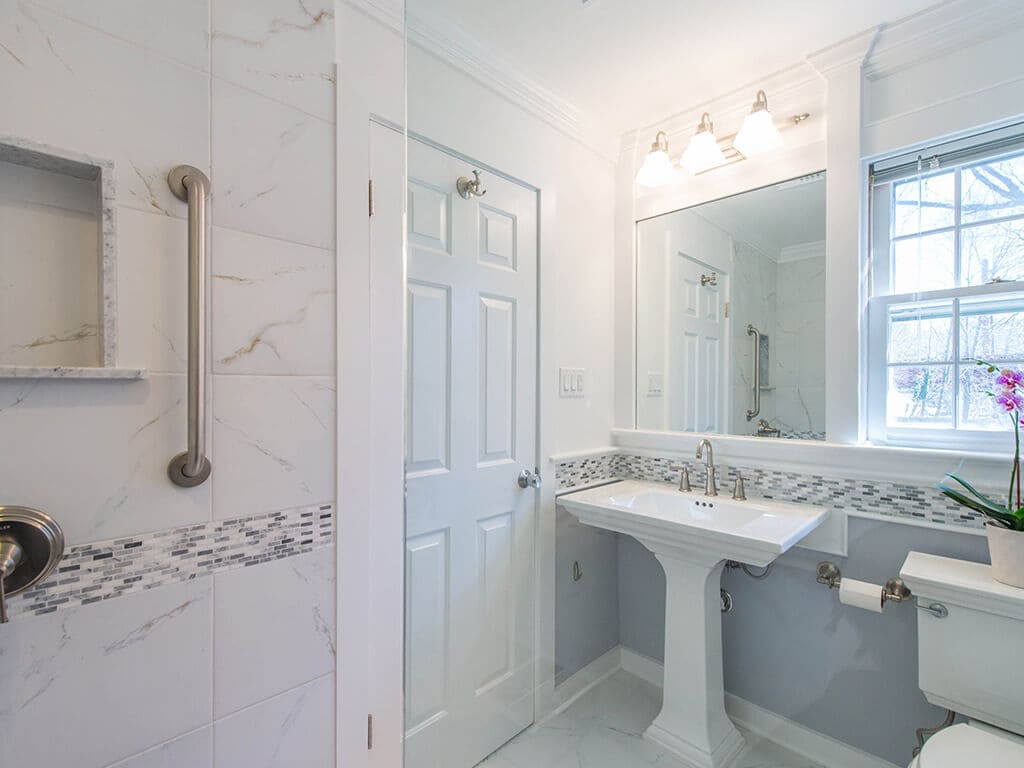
top-left (342, 0), bottom-right (625, 159)
top-left (806, 27), bottom-right (879, 78)
top-left (805, 0), bottom-right (1024, 81)
top-left (863, 0), bottom-right (1024, 80)
top-left (777, 240), bottom-right (826, 263)
top-left (346, 0), bottom-right (1024, 166)
top-left (405, 10), bottom-right (618, 160)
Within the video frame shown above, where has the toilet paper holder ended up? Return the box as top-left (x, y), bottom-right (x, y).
top-left (815, 561), bottom-right (912, 605)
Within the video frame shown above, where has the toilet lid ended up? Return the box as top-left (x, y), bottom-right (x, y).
top-left (920, 724), bottom-right (1024, 766)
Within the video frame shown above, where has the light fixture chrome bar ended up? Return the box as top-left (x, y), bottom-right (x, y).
top-left (746, 324), bottom-right (761, 421)
top-left (692, 113), bottom-right (811, 176)
top-left (167, 165), bottom-right (212, 487)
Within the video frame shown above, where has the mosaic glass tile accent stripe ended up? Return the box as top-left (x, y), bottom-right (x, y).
top-left (553, 453), bottom-right (622, 490)
top-left (556, 451), bottom-right (986, 531)
top-left (7, 502), bottom-right (335, 620)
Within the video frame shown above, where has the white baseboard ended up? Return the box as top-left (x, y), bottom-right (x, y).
top-left (545, 645), bottom-right (622, 720)
top-left (619, 646), bottom-right (664, 688)
top-left (572, 647), bottom-right (900, 768)
top-left (725, 693), bottom-right (901, 768)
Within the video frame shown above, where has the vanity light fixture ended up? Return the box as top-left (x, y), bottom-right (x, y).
top-left (679, 113), bottom-right (727, 174)
top-left (733, 89), bottom-right (783, 158)
top-left (635, 130), bottom-right (677, 188)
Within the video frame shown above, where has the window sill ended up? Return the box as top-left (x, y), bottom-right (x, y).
top-left (611, 428), bottom-right (1011, 489)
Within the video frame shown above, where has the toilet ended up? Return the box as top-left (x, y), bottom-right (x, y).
top-left (901, 552), bottom-right (1024, 767)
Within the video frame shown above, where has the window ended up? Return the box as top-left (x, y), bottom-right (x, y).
top-left (868, 125), bottom-right (1024, 448)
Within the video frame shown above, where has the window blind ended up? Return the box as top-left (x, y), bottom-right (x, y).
top-left (871, 121), bottom-right (1024, 185)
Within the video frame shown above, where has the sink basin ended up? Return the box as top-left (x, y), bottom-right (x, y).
top-left (558, 480), bottom-right (829, 768)
top-left (559, 480), bottom-right (827, 567)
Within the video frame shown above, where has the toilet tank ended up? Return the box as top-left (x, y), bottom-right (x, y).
top-left (901, 552), bottom-right (1024, 736)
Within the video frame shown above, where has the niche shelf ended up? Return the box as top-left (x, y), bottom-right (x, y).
top-left (0, 137), bottom-right (146, 380)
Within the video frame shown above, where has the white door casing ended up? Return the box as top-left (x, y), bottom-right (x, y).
top-left (666, 252), bottom-right (728, 434)
top-left (404, 138), bottom-right (538, 768)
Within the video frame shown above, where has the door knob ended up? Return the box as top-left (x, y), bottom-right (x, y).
top-left (517, 470), bottom-right (541, 489)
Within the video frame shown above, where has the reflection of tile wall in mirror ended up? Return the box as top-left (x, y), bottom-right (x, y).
top-left (636, 173), bottom-right (826, 439)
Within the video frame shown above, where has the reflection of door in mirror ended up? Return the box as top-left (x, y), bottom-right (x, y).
top-left (666, 252), bottom-right (728, 433)
top-left (636, 173), bottom-right (826, 439)
top-left (637, 209), bottom-right (734, 435)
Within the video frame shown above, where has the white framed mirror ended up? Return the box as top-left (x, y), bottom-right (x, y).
top-left (635, 172), bottom-right (826, 439)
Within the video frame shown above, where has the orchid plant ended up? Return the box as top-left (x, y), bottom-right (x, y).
top-left (937, 360), bottom-right (1024, 531)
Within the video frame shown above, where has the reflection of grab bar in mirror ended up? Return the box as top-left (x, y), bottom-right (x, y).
top-left (756, 419), bottom-right (780, 437)
top-left (746, 324), bottom-right (761, 421)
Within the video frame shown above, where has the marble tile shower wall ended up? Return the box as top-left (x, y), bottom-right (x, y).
top-left (555, 452), bottom-right (986, 530)
top-left (0, 3), bottom-right (337, 768)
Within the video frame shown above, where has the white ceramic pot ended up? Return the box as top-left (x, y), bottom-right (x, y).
top-left (987, 523), bottom-right (1024, 588)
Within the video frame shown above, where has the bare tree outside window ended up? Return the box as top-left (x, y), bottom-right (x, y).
top-left (875, 148), bottom-right (1024, 439)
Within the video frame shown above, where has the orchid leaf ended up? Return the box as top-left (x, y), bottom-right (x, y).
top-left (937, 485), bottom-right (1017, 528)
top-left (943, 473), bottom-right (1009, 514)
top-left (936, 484), bottom-right (996, 514)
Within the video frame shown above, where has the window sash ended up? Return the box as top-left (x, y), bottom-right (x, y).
top-left (867, 126), bottom-right (1024, 447)
top-left (889, 209), bottom-right (1024, 244)
top-left (866, 281), bottom-right (1024, 446)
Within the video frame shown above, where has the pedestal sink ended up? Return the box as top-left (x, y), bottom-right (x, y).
top-left (558, 480), bottom-right (828, 768)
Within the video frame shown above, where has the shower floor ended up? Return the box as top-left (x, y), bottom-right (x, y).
top-left (479, 670), bottom-right (825, 768)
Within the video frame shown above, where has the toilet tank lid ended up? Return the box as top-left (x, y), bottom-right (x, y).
top-left (901, 552), bottom-right (1024, 620)
top-left (920, 724), bottom-right (1024, 766)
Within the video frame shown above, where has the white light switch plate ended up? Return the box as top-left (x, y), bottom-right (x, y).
top-left (559, 367), bottom-right (585, 398)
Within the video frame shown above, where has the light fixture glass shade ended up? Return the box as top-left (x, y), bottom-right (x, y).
top-left (635, 132), bottom-right (677, 187)
top-left (679, 126), bottom-right (726, 174)
top-left (733, 91), bottom-right (783, 158)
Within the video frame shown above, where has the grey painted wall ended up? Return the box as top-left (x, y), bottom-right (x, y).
top-left (555, 506), bottom-right (621, 684)
top-left (616, 518), bottom-right (990, 766)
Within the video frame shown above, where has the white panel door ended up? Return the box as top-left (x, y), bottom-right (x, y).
top-left (667, 253), bottom-right (728, 433)
top-left (405, 138), bottom-right (537, 768)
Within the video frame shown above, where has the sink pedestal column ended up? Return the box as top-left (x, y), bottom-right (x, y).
top-left (643, 545), bottom-right (745, 768)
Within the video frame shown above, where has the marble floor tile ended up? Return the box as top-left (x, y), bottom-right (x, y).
top-left (479, 671), bottom-right (824, 768)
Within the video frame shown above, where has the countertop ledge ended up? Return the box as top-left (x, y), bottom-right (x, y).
top-left (0, 365), bottom-right (148, 380)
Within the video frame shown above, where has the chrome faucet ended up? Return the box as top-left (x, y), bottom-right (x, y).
top-left (695, 439), bottom-right (718, 497)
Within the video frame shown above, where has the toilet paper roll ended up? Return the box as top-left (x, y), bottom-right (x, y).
top-left (839, 578), bottom-right (884, 613)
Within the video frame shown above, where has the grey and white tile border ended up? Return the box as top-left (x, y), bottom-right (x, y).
top-left (13, 442), bottom-right (984, 622)
top-left (7, 502), bottom-right (334, 621)
top-left (554, 450), bottom-right (988, 532)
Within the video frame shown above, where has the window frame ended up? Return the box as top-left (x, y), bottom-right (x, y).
top-left (866, 132), bottom-right (1024, 451)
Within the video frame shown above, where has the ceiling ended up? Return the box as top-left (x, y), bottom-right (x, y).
top-left (410, 0), bottom-right (942, 142)
top-left (692, 173), bottom-right (827, 257)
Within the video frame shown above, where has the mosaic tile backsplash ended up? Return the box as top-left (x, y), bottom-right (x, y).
top-left (554, 451), bottom-right (986, 531)
top-left (7, 502), bottom-right (334, 620)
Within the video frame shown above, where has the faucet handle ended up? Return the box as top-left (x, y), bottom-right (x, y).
top-left (0, 536), bottom-right (24, 624)
top-left (731, 473), bottom-right (747, 501)
top-left (669, 464), bottom-right (691, 492)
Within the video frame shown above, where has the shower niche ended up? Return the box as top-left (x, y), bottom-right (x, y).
top-left (0, 137), bottom-right (144, 379)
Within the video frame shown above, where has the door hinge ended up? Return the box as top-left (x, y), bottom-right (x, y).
top-left (367, 714), bottom-right (373, 749)
top-left (368, 179), bottom-right (375, 217)
top-left (725, 302), bottom-right (730, 318)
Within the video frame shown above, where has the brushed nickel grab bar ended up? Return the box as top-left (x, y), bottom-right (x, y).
top-left (746, 324), bottom-right (761, 421)
top-left (167, 165), bottom-right (212, 487)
